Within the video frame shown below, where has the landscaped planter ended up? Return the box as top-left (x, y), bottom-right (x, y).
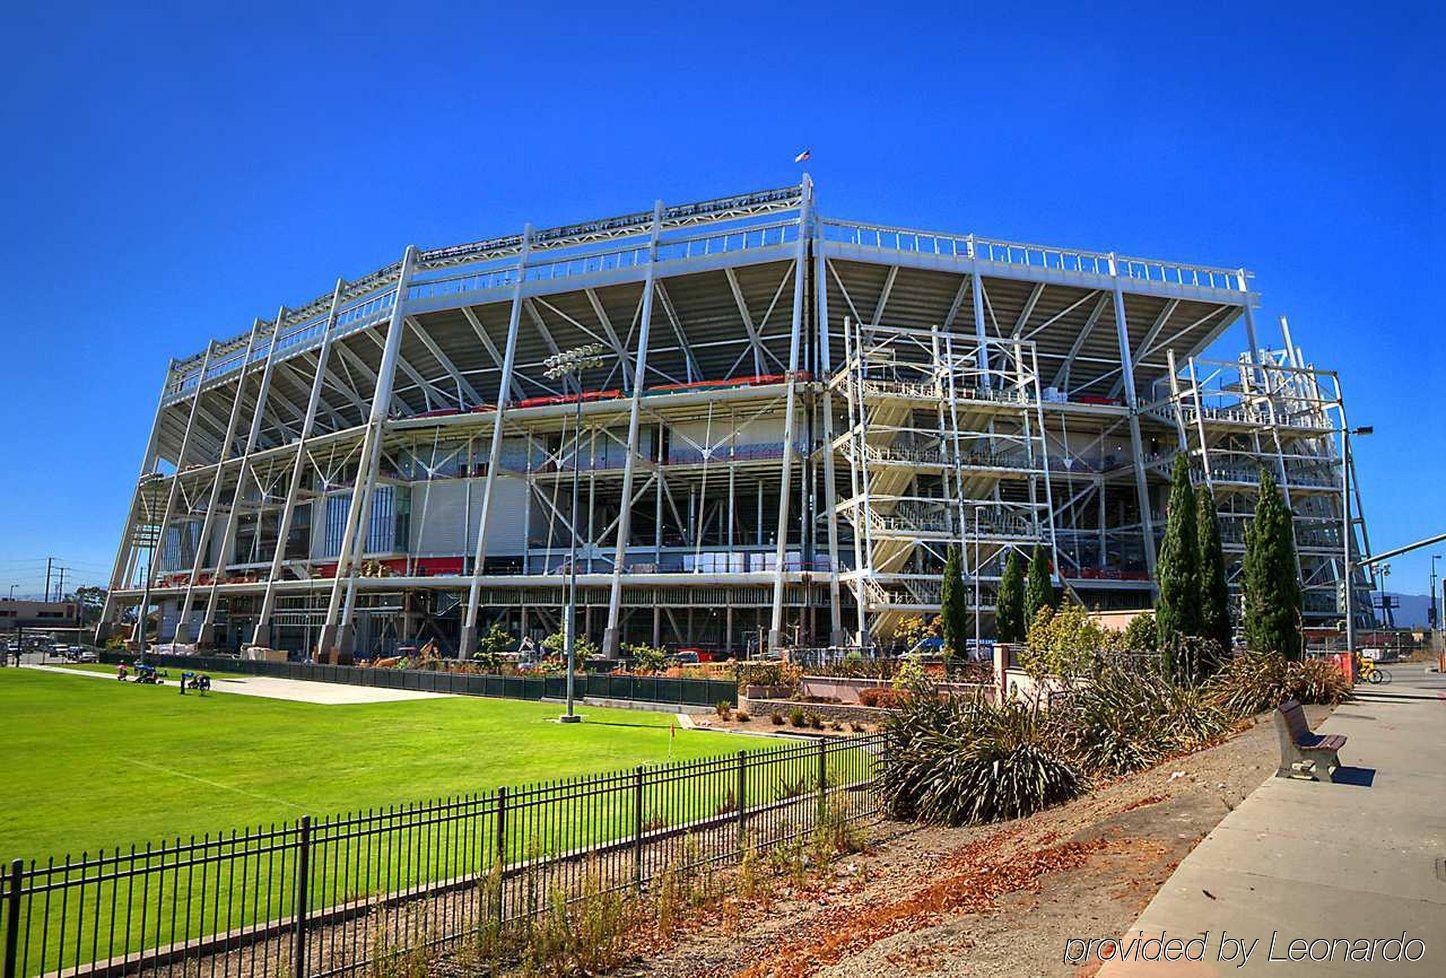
top-left (799, 675), bottom-right (993, 704)
top-left (742, 683), bottom-right (795, 700)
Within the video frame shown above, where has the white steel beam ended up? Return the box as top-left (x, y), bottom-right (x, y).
top-left (768, 175), bottom-right (813, 651)
top-left (603, 202), bottom-right (665, 655)
top-left (252, 280), bottom-right (347, 649)
top-left (1109, 258), bottom-right (1158, 578)
top-left (175, 319), bottom-right (265, 641)
top-left (196, 312), bottom-right (286, 643)
top-left (318, 248), bottom-right (418, 657)
top-left (458, 227), bottom-right (533, 658)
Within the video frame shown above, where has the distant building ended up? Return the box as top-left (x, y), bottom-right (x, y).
top-left (1, 599), bottom-right (82, 630)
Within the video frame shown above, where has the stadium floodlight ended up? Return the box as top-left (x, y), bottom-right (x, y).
top-left (545, 343), bottom-right (615, 724)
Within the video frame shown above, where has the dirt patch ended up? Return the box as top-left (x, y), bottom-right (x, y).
top-left (618, 707), bottom-right (1319, 978)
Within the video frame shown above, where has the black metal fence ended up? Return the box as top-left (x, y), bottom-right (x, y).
top-left (1, 733), bottom-right (882, 978)
top-left (95, 652), bottom-right (738, 708)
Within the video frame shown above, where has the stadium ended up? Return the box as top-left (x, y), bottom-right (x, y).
top-left (98, 178), bottom-right (1377, 658)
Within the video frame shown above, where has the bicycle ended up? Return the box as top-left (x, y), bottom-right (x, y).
top-left (1356, 657), bottom-right (1392, 685)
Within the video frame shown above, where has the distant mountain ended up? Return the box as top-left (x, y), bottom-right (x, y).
top-left (1375, 592), bottom-right (1433, 629)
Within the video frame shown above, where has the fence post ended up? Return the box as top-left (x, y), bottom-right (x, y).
top-left (3, 859), bottom-right (22, 978)
top-left (632, 766), bottom-right (645, 892)
top-left (494, 787), bottom-right (507, 926)
top-left (816, 739), bottom-right (827, 823)
top-left (292, 816), bottom-right (312, 978)
top-left (735, 751), bottom-right (747, 850)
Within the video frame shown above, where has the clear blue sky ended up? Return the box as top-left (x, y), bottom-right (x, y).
top-left (1, 2), bottom-right (1439, 602)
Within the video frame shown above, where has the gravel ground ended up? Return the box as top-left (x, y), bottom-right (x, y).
top-left (611, 706), bottom-right (1326, 978)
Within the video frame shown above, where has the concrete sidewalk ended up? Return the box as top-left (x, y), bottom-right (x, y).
top-left (22, 663), bottom-right (454, 704)
top-left (1099, 663), bottom-right (1445, 977)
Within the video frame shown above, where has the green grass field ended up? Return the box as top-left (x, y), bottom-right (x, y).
top-left (0, 668), bottom-right (759, 862)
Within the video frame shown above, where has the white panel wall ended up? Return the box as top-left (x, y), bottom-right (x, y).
top-left (407, 476), bottom-right (528, 556)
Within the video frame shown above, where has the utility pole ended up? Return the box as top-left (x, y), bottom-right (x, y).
top-left (55, 567), bottom-right (67, 604)
top-left (43, 556), bottom-right (54, 603)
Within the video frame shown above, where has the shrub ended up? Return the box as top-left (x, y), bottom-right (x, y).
top-left (1022, 603), bottom-right (1117, 679)
top-left (735, 710), bottom-right (751, 723)
top-left (806, 712), bottom-right (824, 729)
top-left (624, 642), bottom-right (669, 674)
top-left (770, 711), bottom-right (785, 726)
top-left (715, 701), bottom-right (733, 720)
top-left (788, 707), bottom-right (806, 728)
top-left (858, 687), bottom-right (904, 709)
top-left (1207, 650), bottom-right (1350, 717)
top-left (1057, 665), bottom-right (1228, 777)
top-left (542, 630), bottom-right (599, 661)
top-left (890, 657), bottom-right (929, 691)
top-left (737, 661), bottom-right (803, 691)
top-left (1121, 612), bottom-right (1158, 654)
top-left (879, 688), bottom-right (1082, 825)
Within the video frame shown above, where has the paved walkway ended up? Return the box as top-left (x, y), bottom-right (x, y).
top-left (22, 663), bottom-right (453, 704)
top-left (1099, 663), bottom-right (1445, 976)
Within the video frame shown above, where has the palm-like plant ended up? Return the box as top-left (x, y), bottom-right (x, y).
top-left (879, 686), bottom-right (1082, 825)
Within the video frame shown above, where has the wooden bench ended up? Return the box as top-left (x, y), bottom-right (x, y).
top-left (1274, 699), bottom-right (1347, 781)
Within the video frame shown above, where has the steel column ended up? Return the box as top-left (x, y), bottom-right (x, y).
top-left (768, 176), bottom-right (812, 651)
top-left (603, 202), bottom-right (664, 656)
top-left (459, 227), bottom-right (533, 659)
top-left (252, 280), bottom-right (347, 649)
top-left (319, 248), bottom-right (417, 657)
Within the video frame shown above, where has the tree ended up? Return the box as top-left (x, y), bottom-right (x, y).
top-left (1196, 487), bottom-right (1231, 670)
top-left (1024, 543), bottom-right (1055, 624)
top-left (1242, 468), bottom-right (1303, 659)
top-left (1156, 454), bottom-right (1200, 657)
top-left (995, 550), bottom-right (1026, 642)
top-left (940, 546), bottom-right (970, 661)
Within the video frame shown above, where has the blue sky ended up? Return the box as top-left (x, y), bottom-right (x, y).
top-left (0, 2), bottom-right (1439, 603)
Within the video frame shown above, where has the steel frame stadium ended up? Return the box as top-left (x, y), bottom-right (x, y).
top-left (98, 178), bottom-right (1377, 658)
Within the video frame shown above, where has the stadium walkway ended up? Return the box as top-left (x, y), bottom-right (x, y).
top-left (1098, 663), bottom-right (1446, 976)
top-left (23, 663), bottom-right (453, 704)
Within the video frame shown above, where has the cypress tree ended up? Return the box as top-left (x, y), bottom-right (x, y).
top-left (1156, 454), bottom-right (1200, 653)
top-left (940, 545), bottom-right (970, 661)
top-left (996, 549), bottom-right (1026, 642)
top-left (1023, 543), bottom-right (1054, 625)
top-left (1196, 486), bottom-right (1231, 670)
top-left (1242, 468), bottom-right (1303, 659)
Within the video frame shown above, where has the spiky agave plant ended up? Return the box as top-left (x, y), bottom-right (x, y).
top-left (879, 686), bottom-right (1082, 825)
top-left (1060, 662), bottom-right (1232, 776)
top-left (1206, 649), bottom-right (1294, 718)
top-left (1056, 664), bottom-right (1173, 776)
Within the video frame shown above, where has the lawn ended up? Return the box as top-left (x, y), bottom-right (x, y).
top-left (0, 668), bottom-right (761, 862)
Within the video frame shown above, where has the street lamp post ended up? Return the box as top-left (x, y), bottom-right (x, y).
top-left (973, 505), bottom-right (982, 659)
top-left (1342, 425), bottom-right (1372, 654)
top-left (543, 343), bottom-right (612, 724)
top-left (1432, 555), bottom-right (1443, 647)
top-left (6, 584), bottom-right (15, 600)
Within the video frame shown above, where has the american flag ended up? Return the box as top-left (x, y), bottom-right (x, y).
top-left (793, 148), bottom-right (811, 163)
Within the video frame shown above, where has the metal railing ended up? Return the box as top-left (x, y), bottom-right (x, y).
top-left (1, 735), bottom-right (881, 978)
top-left (821, 220), bottom-right (1243, 291)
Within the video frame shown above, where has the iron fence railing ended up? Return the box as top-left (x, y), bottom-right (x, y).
top-left (1, 734), bottom-right (883, 978)
top-left (93, 652), bottom-right (737, 709)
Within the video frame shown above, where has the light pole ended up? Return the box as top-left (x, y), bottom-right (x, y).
top-left (973, 504), bottom-right (982, 659)
top-left (1432, 555), bottom-right (1443, 646)
top-left (1342, 424), bottom-right (1372, 654)
top-left (6, 585), bottom-right (15, 600)
top-left (544, 343), bottom-right (612, 724)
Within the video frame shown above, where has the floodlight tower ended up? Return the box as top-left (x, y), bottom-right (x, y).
top-left (543, 343), bottom-right (613, 723)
